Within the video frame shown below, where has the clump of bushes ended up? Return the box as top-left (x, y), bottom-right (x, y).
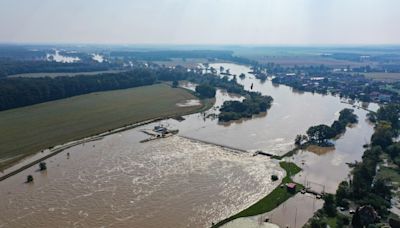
top-left (26, 175), bottom-right (34, 183)
top-left (39, 162), bottom-right (47, 171)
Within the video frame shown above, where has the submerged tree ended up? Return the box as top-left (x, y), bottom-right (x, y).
top-left (39, 162), bottom-right (47, 171)
top-left (294, 134), bottom-right (308, 146)
top-left (306, 124), bottom-right (336, 144)
top-left (26, 175), bottom-right (34, 183)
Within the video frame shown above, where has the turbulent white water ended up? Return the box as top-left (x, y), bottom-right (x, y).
top-left (0, 130), bottom-right (282, 228)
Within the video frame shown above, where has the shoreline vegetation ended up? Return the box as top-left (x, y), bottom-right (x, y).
top-left (305, 104), bottom-right (400, 227)
top-left (0, 83), bottom-right (215, 171)
top-left (295, 108), bottom-right (359, 148)
top-left (212, 162), bottom-right (303, 228)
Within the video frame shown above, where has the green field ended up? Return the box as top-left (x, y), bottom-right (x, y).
top-left (0, 84), bottom-right (208, 170)
top-left (213, 162), bottom-right (303, 227)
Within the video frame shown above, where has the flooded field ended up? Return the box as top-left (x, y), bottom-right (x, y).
top-left (0, 63), bottom-right (379, 227)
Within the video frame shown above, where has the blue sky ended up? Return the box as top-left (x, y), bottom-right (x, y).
top-left (0, 0), bottom-right (399, 45)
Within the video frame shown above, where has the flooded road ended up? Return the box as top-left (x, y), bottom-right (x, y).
top-left (222, 193), bottom-right (324, 228)
top-left (0, 63), bottom-right (378, 227)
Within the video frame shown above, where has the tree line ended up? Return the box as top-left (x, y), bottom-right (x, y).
top-left (0, 69), bottom-right (156, 111)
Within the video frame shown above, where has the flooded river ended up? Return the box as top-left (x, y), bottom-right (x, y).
top-left (0, 133), bottom-right (282, 227)
top-left (0, 63), bottom-right (378, 227)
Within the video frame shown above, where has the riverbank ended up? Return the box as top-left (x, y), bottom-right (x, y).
top-left (213, 162), bottom-right (303, 227)
top-left (0, 83), bottom-right (214, 171)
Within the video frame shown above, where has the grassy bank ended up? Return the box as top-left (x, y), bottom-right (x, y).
top-left (0, 83), bottom-right (211, 170)
top-left (213, 162), bottom-right (303, 227)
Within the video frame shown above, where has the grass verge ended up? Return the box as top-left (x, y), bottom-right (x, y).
top-left (213, 161), bottom-right (303, 227)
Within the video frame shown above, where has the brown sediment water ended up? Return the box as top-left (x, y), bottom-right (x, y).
top-left (0, 134), bottom-right (283, 227)
top-left (263, 193), bottom-right (324, 228)
top-left (0, 63), bottom-right (378, 227)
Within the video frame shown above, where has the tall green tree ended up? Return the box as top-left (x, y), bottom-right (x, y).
top-left (323, 193), bottom-right (337, 217)
top-left (306, 124), bottom-right (336, 144)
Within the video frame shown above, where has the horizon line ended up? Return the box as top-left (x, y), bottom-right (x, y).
top-left (1, 41), bottom-right (400, 48)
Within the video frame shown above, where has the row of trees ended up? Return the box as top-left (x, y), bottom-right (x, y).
top-left (0, 69), bottom-right (157, 111)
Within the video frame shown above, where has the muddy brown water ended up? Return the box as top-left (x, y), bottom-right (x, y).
top-left (0, 63), bottom-right (378, 227)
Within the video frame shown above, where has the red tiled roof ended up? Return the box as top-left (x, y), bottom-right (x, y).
top-left (286, 183), bottom-right (296, 189)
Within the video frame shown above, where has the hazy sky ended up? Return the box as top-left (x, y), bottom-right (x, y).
top-left (0, 0), bottom-right (399, 45)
